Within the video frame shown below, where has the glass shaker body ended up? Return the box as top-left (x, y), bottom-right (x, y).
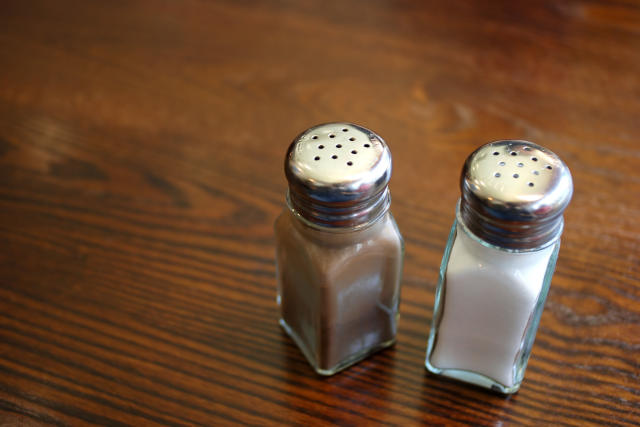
top-left (425, 140), bottom-right (572, 394)
top-left (276, 122), bottom-right (404, 376)
top-left (425, 208), bottom-right (560, 393)
top-left (275, 208), bottom-right (403, 375)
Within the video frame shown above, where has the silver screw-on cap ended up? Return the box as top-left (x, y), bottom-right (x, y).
top-left (459, 140), bottom-right (573, 250)
top-left (285, 122), bottom-right (392, 228)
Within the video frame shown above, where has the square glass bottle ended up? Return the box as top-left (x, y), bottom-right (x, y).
top-left (425, 140), bottom-right (573, 393)
top-left (275, 123), bottom-right (404, 375)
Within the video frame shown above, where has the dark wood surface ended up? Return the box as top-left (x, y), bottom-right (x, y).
top-left (1, 0), bottom-right (639, 425)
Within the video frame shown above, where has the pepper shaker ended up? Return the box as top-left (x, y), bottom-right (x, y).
top-left (275, 122), bottom-right (404, 375)
top-left (425, 140), bottom-right (573, 393)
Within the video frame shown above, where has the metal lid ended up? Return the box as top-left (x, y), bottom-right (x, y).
top-left (459, 140), bottom-right (573, 250)
top-left (285, 122), bottom-right (392, 229)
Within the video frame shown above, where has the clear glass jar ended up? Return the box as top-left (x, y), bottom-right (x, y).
top-left (425, 140), bottom-right (573, 394)
top-left (426, 209), bottom-right (560, 393)
top-left (276, 209), bottom-right (403, 375)
top-left (275, 122), bottom-right (404, 375)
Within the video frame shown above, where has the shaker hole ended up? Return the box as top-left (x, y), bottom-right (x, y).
top-left (342, 128), bottom-right (349, 132)
top-left (513, 173), bottom-right (519, 178)
top-left (314, 156), bottom-right (320, 161)
top-left (493, 151), bottom-right (499, 156)
top-left (532, 157), bottom-right (538, 162)
top-left (336, 144), bottom-right (342, 148)
top-left (546, 165), bottom-right (553, 170)
top-left (351, 150), bottom-right (357, 154)
top-left (533, 170), bottom-right (540, 175)
top-left (312, 135), bottom-right (318, 140)
top-left (524, 147), bottom-right (532, 151)
top-left (510, 151), bottom-right (517, 156)
top-left (364, 143), bottom-right (371, 148)
top-left (318, 145), bottom-right (324, 149)
top-left (495, 172), bottom-right (501, 177)
top-left (528, 182), bottom-right (535, 187)
top-left (332, 155), bottom-right (338, 159)
top-left (517, 162), bottom-right (524, 167)
top-left (329, 134), bottom-right (336, 138)
top-left (347, 161), bottom-right (353, 166)
top-left (499, 161), bottom-right (506, 166)
top-left (349, 137), bottom-right (356, 141)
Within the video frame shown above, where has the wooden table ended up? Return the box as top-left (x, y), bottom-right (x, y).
top-left (1, 1), bottom-right (639, 425)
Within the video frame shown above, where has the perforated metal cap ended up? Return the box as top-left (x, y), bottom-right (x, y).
top-left (285, 122), bottom-right (392, 228)
top-left (459, 140), bottom-right (573, 250)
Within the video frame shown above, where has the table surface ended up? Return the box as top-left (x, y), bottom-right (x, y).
top-left (1, 0), bottom-right (639, 425)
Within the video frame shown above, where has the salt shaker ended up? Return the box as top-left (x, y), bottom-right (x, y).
top-left (425, 140), bottom-right (573, 393)
top-left (275, 122), bottom-right (404, 375)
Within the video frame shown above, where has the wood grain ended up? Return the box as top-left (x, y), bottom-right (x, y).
top-left (0, 0), bottom-right (639, 425)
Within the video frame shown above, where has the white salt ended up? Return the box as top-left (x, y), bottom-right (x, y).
top-left (429, 224), bottom-right (555, 387)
